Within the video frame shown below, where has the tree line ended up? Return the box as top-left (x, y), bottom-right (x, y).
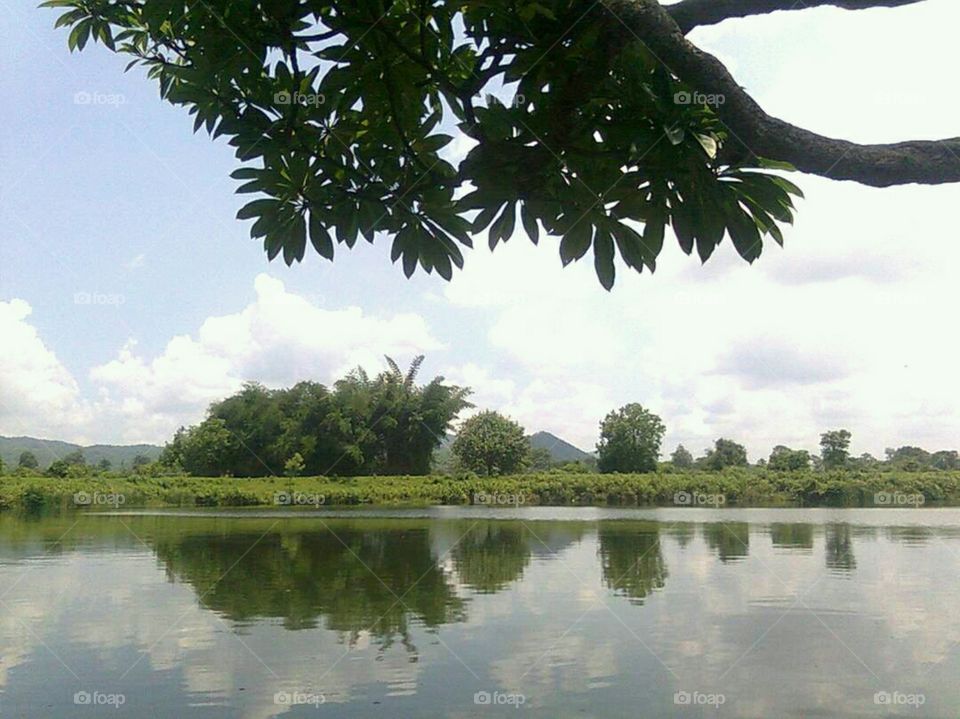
top-left (3, 381), bottom-right (958, 479)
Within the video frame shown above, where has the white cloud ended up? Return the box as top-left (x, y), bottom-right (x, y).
top-left (1, 275), bottom-right (442, 444)
top-left (0, 299), bottom-right (89, 440)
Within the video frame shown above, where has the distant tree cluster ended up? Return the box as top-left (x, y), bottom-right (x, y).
top-left (452, 411), bottom-right (530, 476)
top-left (596, 404), bottom-right (666, 474)
top-left (159, 356), bottom-right (471, 477)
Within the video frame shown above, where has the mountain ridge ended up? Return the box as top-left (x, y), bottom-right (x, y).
top-left (0, 435), bottom-right (163, 470)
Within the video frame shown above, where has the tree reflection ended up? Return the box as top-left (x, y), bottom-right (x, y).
top-left (887, 526), bottom-right (933, 546)
top-left (153, 524), bottom-right (466, 648)
top-left (770, 523), bottom-right (814, 551)
top-left (597, 522), bottom-right (667, 603)
top-left (702, 522), bottom-right (750, 562)
top-left (450, 522), bottom-right (531, 593)
top-left (824, 523), bottom-right (857, 574)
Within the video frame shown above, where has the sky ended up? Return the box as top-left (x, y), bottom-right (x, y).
top-left (1, 0), bottom-right (959, 460)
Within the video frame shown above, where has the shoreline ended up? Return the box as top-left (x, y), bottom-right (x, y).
top-left (3, 470), bottom-right (959, 511)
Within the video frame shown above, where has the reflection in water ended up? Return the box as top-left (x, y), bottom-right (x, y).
top-left (7, 509), bottom-right (960, 718)
top-left (770, 523), bottom-right (814, 551)
top-left (825, 523), bottom-right (857, 574)
top-left (154, 526), bottom-right (466, 645)
top-left (450, 522), bottom-right (530, 593)
top-left (597, 523), bottom-right (667, 603)
top-left (702, 521), bottom-right (750, 562)
top-left (887, 526), bottom-right (934, 545)
top-left (669, 523), bottom-right (697, 548)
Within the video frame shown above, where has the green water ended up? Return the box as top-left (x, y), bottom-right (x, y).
top-left (0, 507), bottom-right (957, 717)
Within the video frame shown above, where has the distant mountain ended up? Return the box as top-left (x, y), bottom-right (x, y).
top-left (0, 436), bottom-right (162, 470)
top-left (432, 430), bottom-right (591, 469)
top-left (528, 431), bottom-right (593, 462)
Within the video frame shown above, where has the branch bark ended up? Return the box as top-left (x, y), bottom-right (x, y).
top-left (603, 0), bottom-right (960, 187)
top-left (667, 0), bottom-right (928, 33)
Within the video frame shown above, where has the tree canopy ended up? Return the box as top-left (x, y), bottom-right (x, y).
top-left (160, 356), bottom-right (471, 476)
top-left (820, 429), bottom-right (852, 469)
top-left (703, 437), bottom-right (748, 470)
top-left (18, 451), bottom-right (39, 470)
top-left (768, 445), bottom-right (811, 472)
top-left (596, 403), bottom-right (665, 473)
top-left (44, 0), bottom-right (953, 289)
top-left (451, 410), bottom-right (530, 475)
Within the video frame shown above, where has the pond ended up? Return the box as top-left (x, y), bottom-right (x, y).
top-left (0, 507), bottom-right (957, 717)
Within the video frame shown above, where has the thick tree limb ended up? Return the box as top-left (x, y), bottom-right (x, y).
top-left (667, 0), bottom-right (928, 33)
top-left (603, 0), bottom-right (960, 187)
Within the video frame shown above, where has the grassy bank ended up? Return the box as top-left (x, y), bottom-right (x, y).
top-left (4, 470), bottom-right (960, 511)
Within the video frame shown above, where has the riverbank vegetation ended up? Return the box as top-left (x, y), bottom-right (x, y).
top-left (4, 469), bottom-right (960, 512)
top-left (4, 360), bottom-right (959, 512)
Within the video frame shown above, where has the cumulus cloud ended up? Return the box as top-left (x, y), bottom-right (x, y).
top-left (0, 299), bottom-right (88, 440)
top-left (2, 276), bottom-right (442, 444)
top-left (712, 343), bottom-right (851, 389)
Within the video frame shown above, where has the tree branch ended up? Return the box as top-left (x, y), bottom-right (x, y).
top-left (604, 0), bottom-right (960, 187)
top-left (667, 0), bottom-right (928, 34)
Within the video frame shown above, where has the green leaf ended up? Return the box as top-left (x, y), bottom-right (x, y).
top-left (664, 123), bottom-right (685, 146)
top-left (559, 220), bottom-right (593, 266)
top-left (593, 228), bottom-right (616, 290)
top-left (472, 203), bottom-right (503, 233)
top-left (726, 204), bottom-right (763, 263)
top-left (283, 214), bottom-right (307, 266)
top-left (237, 198), bottom-right (280, 220)
top-left (520, 203), bottom-right (540, 244)
top-left (672, 202), bottom-right (696, 256)
top-left (489, 202), bottom-right (515, 250)
top-left (309, 212), bottom-right (334, 260)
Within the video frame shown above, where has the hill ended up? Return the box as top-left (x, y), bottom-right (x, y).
top-left (528, 431), bottom-right (593, 462)
top-left (0, 436), bottom-right (162, 470)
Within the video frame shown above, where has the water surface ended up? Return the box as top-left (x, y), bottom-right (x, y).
top-left (1, 507), bottom-right (957, 717)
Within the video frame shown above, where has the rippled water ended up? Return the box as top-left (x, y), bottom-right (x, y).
top-left (1, 507), bottom-right (959, 717)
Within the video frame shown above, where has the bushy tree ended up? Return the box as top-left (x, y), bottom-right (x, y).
top-left (768, 445), bottom-right (811, 472)
top-left (670, 444), bottom-right (694, 469)
top-left (704, 438), bottom-right (748, 471)
top-left (18, 451), bottom-right (39, 470)
top-left (931, 450), bottom-right (960, 471)
top-left (452, 411), bottom-right (529, 476)
top-left (162, 356), bottom-right (469, 477)
top-left (596, 404), bottom-right (665, 474)
top-left (527, 446), bottom-right (555, 472)
top-left (820, 430), bottom-right (852, 469)
top-left (63, 449), bottom-right (85, 466)
top-left (284, 452), bottom-right (306, 477)
top-left (885, 446), bottom-right (932, 471)
top-left (172, 418), bottom-right (240, 477)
